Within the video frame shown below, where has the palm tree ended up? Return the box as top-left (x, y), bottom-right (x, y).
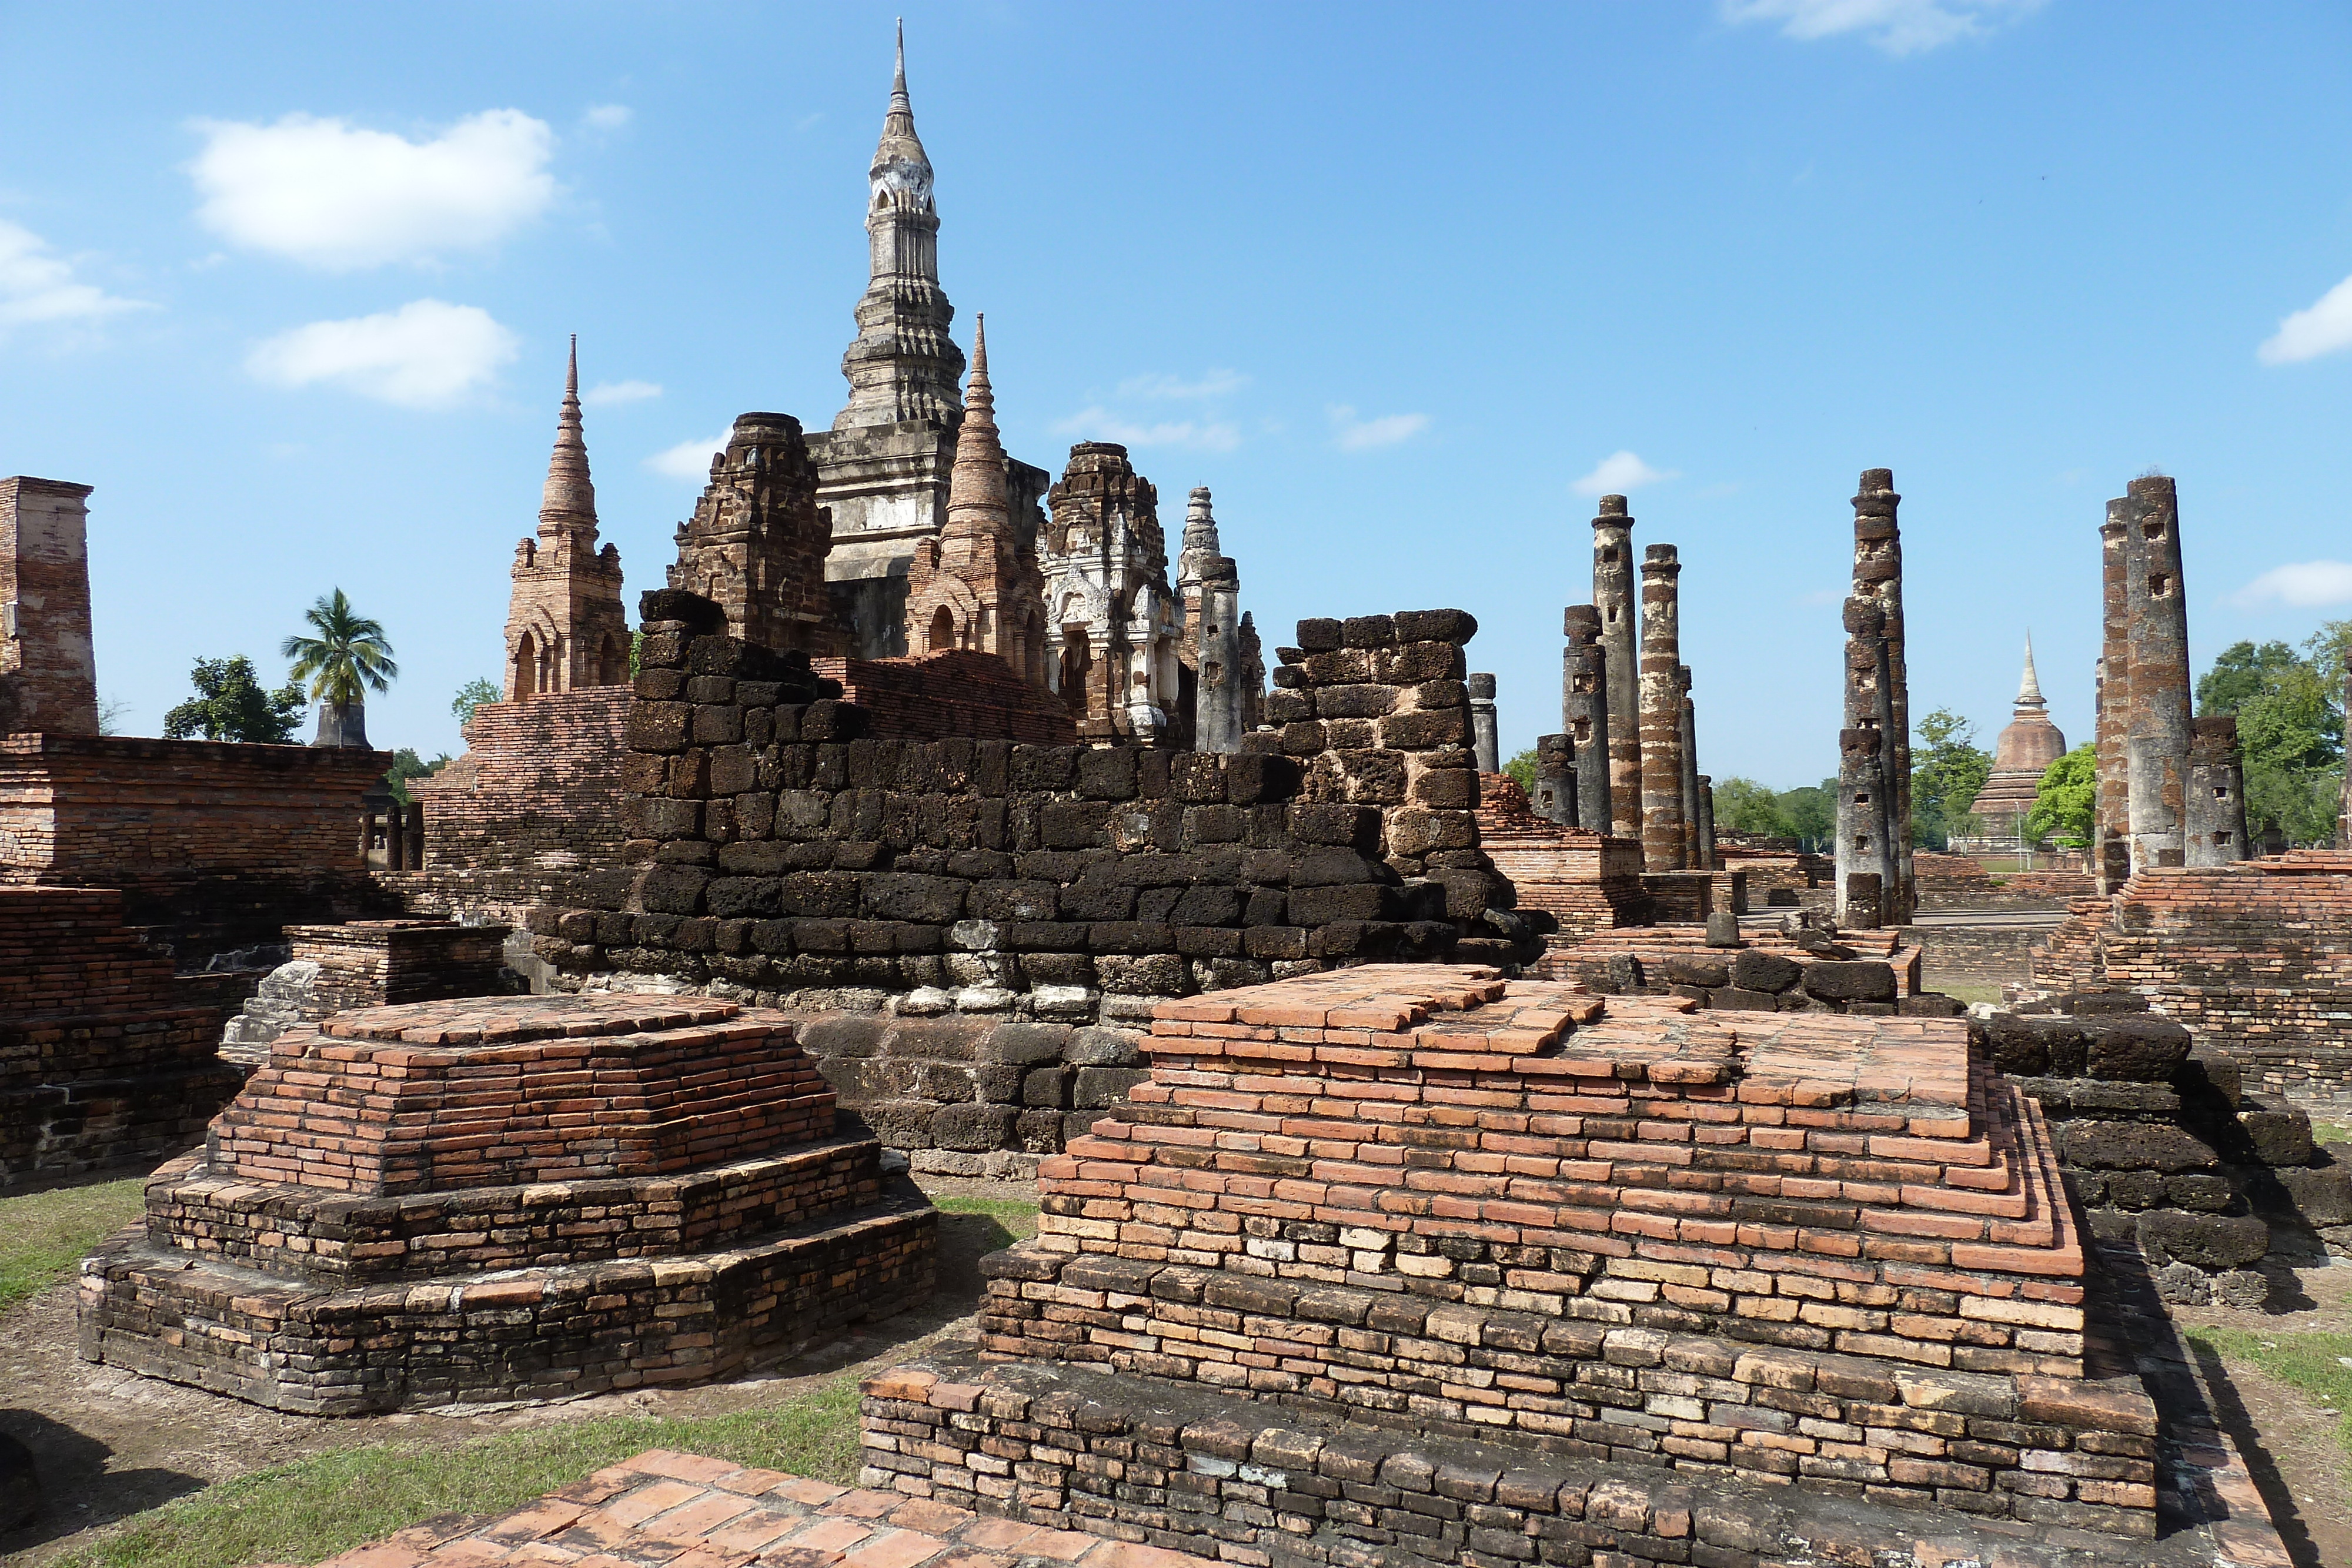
top-left (282, 589), bottom-right (397, 708)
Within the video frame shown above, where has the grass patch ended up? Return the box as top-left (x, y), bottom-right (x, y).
top-left (2313, 1120), bottom-right (2351, 1149)
top-left (1929, 981), bottom-right (2006, 1007)
top-left (58, 1375), bottom-right (864, 1568)
top-left (2185, 1325), bottom-right (2352, 1480)
top-left (932, 1194), bottom-right (1038, 1239)
top-left (0, 1176), bottom-right (148, 1315)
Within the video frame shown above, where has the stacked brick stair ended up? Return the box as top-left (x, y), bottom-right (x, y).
top-left (861, 964), bottom-right (2191, 1566)
top-left (80, 993), bottom-right (934, 1413)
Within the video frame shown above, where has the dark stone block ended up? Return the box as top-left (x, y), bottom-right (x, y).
top-left (931, 1103), bottom-right (1020, 1152)
top-left (1292, 847), bottom-right (1396, 887)
top-left (2163, 1173), bottom-right (2238, 1213)
top-left (1172, 885), bottom-right (1245, 925)
top-left (2276, 1159), bottom-right (2352, 1225)
top-left (636, 864), bottom-right (708, 914)
top-left (1711, 988), bottom-right (1779, 1011)
top-left (2180, 1044), bottom-right (2243, 1108)
top-left (1729, 950), bottom-right (1801, 994)
top-left (704, 877), bottom-right (781, 919)
top-left (2062, 1120), bottom-right (2219, 1173)
top-left (2239, 1098), bottom-right (2314, 1168)
top-left (860, 874), bottom-right (965, 925)
top-left (638, 588), bottom-right (726, 633)
top-left (1075, 1066), bottom-right (1151, 1109)
top-left (1659, 955), bottom-right (1730, 989)
top-left (1393, 609), bottom-right (1478, 644)
top-left (1077, 748), bottom-right (1139, 801)
top-left (2136, 1209), bottom-right (2269, 1271)
top-left (1802, 961), bottom-right (1896, 1003)
top-left (1058, 882), bottom-right (1137, 921)
top-left (1294, 617), bottom-right (1343, 653)
top-left (2083, 1015), bottom-right (2194, 1082)
top-left (1380, 710), bottom-right (1470, 750)
top-left (1899, 994), bottom-right (1967, 1017)
top-left (1041, 801), bottom-right (1112, 850)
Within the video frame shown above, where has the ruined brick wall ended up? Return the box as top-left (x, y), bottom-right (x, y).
top-left (1472, 771), bottom-right (1651, 939)
top-left (396, 690), bottom-right (632, 925)
top-left (1915, 852), bottom-right (2090, 911)
top-left (1539, 925), bottom-right (1927, 1013)
top-left (532, 597), bottom-right (1522, 1030)
top-left (0, 734), bottom-right (393, 964)
top-left (812, 651), bottom-right (1073, 745)
top-left (1, 887), bottom-right (242, 1188)
top-left (2030, 852), bottom-right (2352, 1108)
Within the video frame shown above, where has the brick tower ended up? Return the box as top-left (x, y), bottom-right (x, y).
top-left (0, 475), bottom-right (99, 735)
top-left (501, 339), bottom-right (629, 700)
top-left (901, 316), bottom-right (1048, 683)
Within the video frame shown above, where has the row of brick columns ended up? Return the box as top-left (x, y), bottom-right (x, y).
top-left (359, 801), bottom-right (426, 871)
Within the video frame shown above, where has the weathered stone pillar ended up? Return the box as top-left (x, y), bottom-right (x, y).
top-left (385, 802), bottom-right (406, 870)
top-left (2340, 649), bottom-right (2352, 851)
top-left (1836, 598), bottom-right (1898, 928)
top-left (2094, 502), bottom-right (2133, 890)
top-left (1592, 496), bottom-right (1642, 841)
top-left (1468, 673), bottom-right (1500, 775)
top-left (1849, 470), bottom-right (1912, 922)
top-left (1561, 604), bottom-right (1612, 834)
top-left (1532, 734), bottom-right (1575, 827)
top-left (1195, 569), bottom-right (1246, 754)
top-left (2122, 476), bottom-right (2191, 872)
top-left (357, 807), bottom-right (375, 863)
top-left (2184, 716), bottom-right (2249, 867)
top-left (1638, 544), bottom-right (1686, 871)
top-left (1676, 666), bottom-right (1702, 870)
top-left (1696, 774), bottom-right (1716, 872)
top-left (405, 801), bottom-right (426, 870)
top-left (0, 476), bottom-right (99, 736)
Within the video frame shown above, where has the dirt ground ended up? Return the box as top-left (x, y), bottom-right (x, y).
top-left (2172, 1258), bottom-right (2352, 1568)
top-left (0, 1176), bottom-right (1037, 1566)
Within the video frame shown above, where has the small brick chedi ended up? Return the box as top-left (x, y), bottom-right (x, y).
top-left (865, 965), bottom-right (2181, 1567)
top-left (82, 994), bottom-right (934, 1413)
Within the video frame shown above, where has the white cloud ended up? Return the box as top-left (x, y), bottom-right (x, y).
top-left (1571, 450), bottom-right (1678, 496)
top-left (583, 379), bottom-right (662, 407)
top-left (0, 219), bottom-right (149, 330)
top-left (1328, 405), bottom-right (1428, 452)
top-left (1720, 0), bottom-right (2042, 55)
top-left (2259, 274), bottom-right (2352, 365)
top-left (1115, 369), bottom-right (1250, 400)
top-left (191, 110), bottom-right (556, 269)
top-left (2231, 560), bottom-right (2352, 610)
top-left (582, 104), bottom-right (633, 132)
top-left (647, 432), bottom-right (731, 480)
top-left (1052, 406), bottom-right (1241, 453)
top-left (246, 299), bottom-right (518, 407)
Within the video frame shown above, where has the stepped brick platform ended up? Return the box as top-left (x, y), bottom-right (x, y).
top-left (1, 887), bottom-right (241, 1191)
top-left (80, 994), bottom-right (934, 1414)
top-left (857, 964), bottom-right (2217, 1566)
top-left (220, 918), bottom-right (513, 1063)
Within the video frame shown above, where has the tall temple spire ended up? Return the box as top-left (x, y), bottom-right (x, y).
top-left (539, 333), bottom-right (596, 537)
top-left (835, 21), bottom-right (963, 429)
top-left (944, 314), bottom-right (1005, 523)
top-left (2016, 633), bottom-right (2045, 708)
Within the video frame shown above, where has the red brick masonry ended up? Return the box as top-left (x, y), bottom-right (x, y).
top-left (1, 886), bottom-right (239, 1189)
top-left (868, 964), bottom-right (2164, 1550)
top-left (80, 994), bottom-right (934, 1413)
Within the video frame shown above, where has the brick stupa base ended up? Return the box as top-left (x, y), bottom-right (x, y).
top-left (860, 964), bottom-right (2229, 1566)
top-left (81, 994), bottom-right (934, 1413)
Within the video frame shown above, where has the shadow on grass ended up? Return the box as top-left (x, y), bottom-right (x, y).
top-left (0, 1410), bottom-right (205, 1559)
top-left (2187, 1339), bottom-right (2327, 1568)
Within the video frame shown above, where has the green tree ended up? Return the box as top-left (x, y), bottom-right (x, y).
top-left (1910, 708), bottom-right (1993, 851)
top-left (384, 748), bottom-right (453, 806)
top-left (1502, 746), bottom-right (1537, 796)
top-left (452, 677), bottom-right (500, 728)
top-left (281, 589), bottom-right (398, 708)
top-left (2024, 744), bottom-right (2097, 848)
top-left (161, 656), bottom-right (305, 743)
top-left (2197, 638), bottom-right (2343, 844)
top-left (1780, 781), bottom-right (1836, 852)
top-left (1713, 777), bottom-right (1789, 838)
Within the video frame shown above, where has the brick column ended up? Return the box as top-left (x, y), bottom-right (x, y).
top-left (1849, 470), bottom-right (1911, 921)
top-left (1695, 774), bottom-right (1716, 872)
top-left (1591, 496), bottom-right (1642, 841)
top-left (1561, 604), bottom-right (1611, 833)
top-left (1676, 665), bottom-right (1700, 870)
top-left (1532, 734), bottom-right (1575, 827)
top-left (1638, 544), bottom-right (1686, 871)
top-left (0, 476), bottom-right (99, 736)
top-left (1837, 597), bottom-right (1897, 928)
top-left (2184, 716), bottom-right (2249, 867)
top-left (2094, 502), bottom-right (2133, 890)
top-left (2122, 476), bottom-right (2191, 872)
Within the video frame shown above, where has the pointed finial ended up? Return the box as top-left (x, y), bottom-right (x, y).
top-left (565, 333), bottom-right (578, 400)
top-left (2016, 632), bottom-right (2045, 707)
top-left (893, 18), bottom-right (908, 103)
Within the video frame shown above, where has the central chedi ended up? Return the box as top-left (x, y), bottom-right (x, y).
top-left (80, 994), bottom-right (934, 1413)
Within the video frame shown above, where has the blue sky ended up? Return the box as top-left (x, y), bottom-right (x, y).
top-left (4, 0), bottom-right (2350, 787)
